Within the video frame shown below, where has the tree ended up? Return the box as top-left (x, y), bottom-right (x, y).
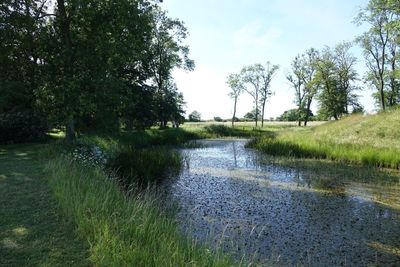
top-left (226, 73), bottom-right (243, 127)
top-left (241, 62), bottom-right (279, 127)
top-left (156, 79), bottom-right (186, 128)
top-left (259, 62), bottom-right (279, 127)
top-left (278, 109), bottom-right (314, 122)
top-left (356, 0), bottom-right (399, 111)
top-left (315, 45), bottom-right (360, 120)
top-left (35, 0), bottom-right (157, 141)
top-left (315, 48), bottom-right (345, 120)
top-left (334, 42), bottom-right (360, 113)
top-left (148, 8), bottom-right (194, 127)
top-left (240, 65), bottom-right (261, 126)
top-left (243, 109), bottom-right (257, 121)
top-left (287, 48), bottom-right (319, 126)
top-left (0, 0), bottom-right (48, 113)
top-left (0, 1), bottom-right (192, 143)
top-left (188, 111), bottom-right (201, 122)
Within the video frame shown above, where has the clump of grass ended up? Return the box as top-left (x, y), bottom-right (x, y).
top-left (107, 146), bottom-right (183, 187)
top-left (201, 125), bottom-right (268, 138)
top-left (45, 156), bottom-right (234, 266)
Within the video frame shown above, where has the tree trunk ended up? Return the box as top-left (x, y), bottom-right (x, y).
top-left (232, 96), bottom-right (237, 127)
top-left (125, 116), bottom-right (133, 131)
top-left (389, 54), bottom-right (396, 106)
top-left (255, 91), bottom-right (258, 127)
top-left (57, 0), bottom-right (76, 143)
top-left (66, 116), bottom-right (75, 143)
top-left (380, 79), bottom-right (386, 111)
top-left (304, 98), bottom-right (312, 127)
top-left (261, 99), bottom-right (266, 128)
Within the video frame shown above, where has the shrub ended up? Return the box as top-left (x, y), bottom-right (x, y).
top-left (0, 110), bottom-right (49, 144)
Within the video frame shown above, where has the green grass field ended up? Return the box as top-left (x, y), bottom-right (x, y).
top-left (248, 108), bottom-right (400, 169)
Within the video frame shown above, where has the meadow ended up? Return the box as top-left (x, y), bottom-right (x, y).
top-left (248, 109), bottom-right (400, 169)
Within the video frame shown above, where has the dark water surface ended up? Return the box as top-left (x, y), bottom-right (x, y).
top-left (166, 139), bottom-right (400, 266)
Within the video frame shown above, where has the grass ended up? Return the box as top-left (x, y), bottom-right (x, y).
top-left (0, 128), bottom-right (242, 266)
top-left (106, 146), bottom-right (183, 187)
top-left (79, 124), bottom-right (271, 153)
top-left (44, 154), bottom-right (235, 266)
top-left (0, 144), bottom-right (90, 266)
top-left (248, 108), bottom-right (400, 169)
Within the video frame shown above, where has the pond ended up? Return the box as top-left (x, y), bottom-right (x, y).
top-left (165, 139), bottom-right (400, 266)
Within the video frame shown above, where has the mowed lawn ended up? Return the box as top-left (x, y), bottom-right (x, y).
top-left (0, 144), bottom-right (90, 267)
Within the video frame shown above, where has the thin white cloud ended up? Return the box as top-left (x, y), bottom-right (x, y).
top-left (232, 20), bottom-right (282, 62)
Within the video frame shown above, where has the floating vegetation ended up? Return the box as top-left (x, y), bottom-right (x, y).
top-left (167, 139), bottom-right (400, 266)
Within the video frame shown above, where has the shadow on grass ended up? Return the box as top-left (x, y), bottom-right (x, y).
top-left (0, 145), bottom-right (90, 266)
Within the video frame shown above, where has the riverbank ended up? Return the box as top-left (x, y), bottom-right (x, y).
top-left (248, 109), bottom-right (400, 169)
top-left (1, 129), bottom-right (239, 266)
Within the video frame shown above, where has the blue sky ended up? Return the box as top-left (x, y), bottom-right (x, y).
top-left (161, 0), bottom-right (372, 120)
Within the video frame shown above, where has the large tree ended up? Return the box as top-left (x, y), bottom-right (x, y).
top-left (1, 1), bottom-right (192, 143)
top-left (356, 0), bottom-right (399, 111)
top-left (148, 8), bottom-right (194, 127)
top-left (315, 45), bottom-right (360, 120)
top-left (0, 0), bottom-right (48, 113)
top-left (287, 48), bottom-right (319, 126)
top-left (334, 42), bottom-right (360, 113)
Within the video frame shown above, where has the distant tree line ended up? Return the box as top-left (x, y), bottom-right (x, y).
top-left (0, 0), bottom-right (193, 143)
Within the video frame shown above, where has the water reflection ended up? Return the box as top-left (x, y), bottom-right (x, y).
top-left (167, 140), bottom-right (400, 266)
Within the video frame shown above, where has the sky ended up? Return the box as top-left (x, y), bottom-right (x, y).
top-left (161, 0), bottom-right (373, 120)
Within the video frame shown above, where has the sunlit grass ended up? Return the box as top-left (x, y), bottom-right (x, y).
top-left (45, 155), bottom-right (235, 266)
top-left (249, 109), bottom-right (400, 169)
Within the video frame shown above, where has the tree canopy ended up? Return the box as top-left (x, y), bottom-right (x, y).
top-left (0, 0), bottom-right (193, 143)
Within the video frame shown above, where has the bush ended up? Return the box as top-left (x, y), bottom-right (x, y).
top-left (106, 146), bottom-right (183, 187)
top-left (0, 110), bottom-right (49, 144)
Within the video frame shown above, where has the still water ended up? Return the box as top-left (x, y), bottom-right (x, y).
top-left (166, 139), bottom-right (400, 266)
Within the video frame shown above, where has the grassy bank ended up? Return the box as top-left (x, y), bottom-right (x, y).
top-left (42, 128), bottom-right (239, 266)
top-left (249, 108), bottom-right (400, 169)
top-left (0, 144), bottom-right (90, 266)
top-left (80, 124), bottom-right (271, 154)
top-left (44, 153), bottom-right (234, 266)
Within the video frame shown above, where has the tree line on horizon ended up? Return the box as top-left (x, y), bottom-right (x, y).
top-left (227, 0), bottom-right (400, 127)
top-left (0, 0), bottom-right (193, 144)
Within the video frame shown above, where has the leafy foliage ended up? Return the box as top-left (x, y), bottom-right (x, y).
top-left (0, 110), bottom-right (48, 144)
top-left (0, 0), bottom-right (193, 143)
top-left (188, 110), bottom-right (201, 122)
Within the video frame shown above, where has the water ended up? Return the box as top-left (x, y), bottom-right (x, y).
top-left (165, 139), bottom-right (400, 266)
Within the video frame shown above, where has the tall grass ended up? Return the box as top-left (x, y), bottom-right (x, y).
top-left (107, 146), bottom-right (183, 187)
top-left (45, 156), bottom-right (234, 266)
top-left (248, 109), bottom-right (400, 169)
